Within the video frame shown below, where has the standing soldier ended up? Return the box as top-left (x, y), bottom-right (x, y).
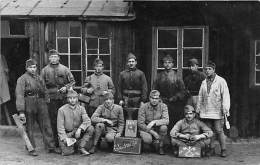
top-left (184, 58), bottom-right (206, 108)
top-left (154, 55), bottom-right (186, 130)
top-left (16, 59), bottom-right (58, 156)
top-left (118, 53), bottom-right (148, 118)
top-left (91, 92), bottom-right (124, 153)
top-left (57, 90), bottom-right (94, 156)
top-left (196, 61), bottom-right (230, 157)
top-left (138, 90), bottom-right (169, 155)
top-left (41, 49), bottom-right (75, 148)
top-left (81, 58), bottom-right (115, 117)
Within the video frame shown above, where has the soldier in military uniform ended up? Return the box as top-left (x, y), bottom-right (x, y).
top-left (81, 58), bottom-right (115, 117)
top-left (184, 58), bottom-right (206, 108)
top-left (41, 49), bottom-right (75, 147)
top-left (91, 92), bottom-right (124, 153)
top-left (57, 90), bottom-right (95, 156)
top-left (153, 55), bottom-right (186, 130)
top-left (118, 53), bottom-right (148, 119)
top-left (16, 59), bottom-right (58, 156)
top-left (138, 90), bottom-right (169, 155)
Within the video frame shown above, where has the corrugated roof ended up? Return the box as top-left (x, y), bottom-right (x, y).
top-left (0, 0), bottom-right (134, 20)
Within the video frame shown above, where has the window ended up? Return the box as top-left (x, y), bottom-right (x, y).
top-left (56, 21), bottom-right (82, 86)
top-left (9, 19), bottom-right (25, 36)
top-left (253, 40), bottom-right (260, 86)
top-left (155, 27), bottom-right (207, 70)
top-left (85, 23), bottom-right (111, 77)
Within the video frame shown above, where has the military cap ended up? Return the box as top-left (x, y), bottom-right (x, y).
top-left (162, 55), bottom-right (174, 63)
top-left (93, 58), bottom-right (104, 67)
top-left (184, 105), bottom-right (195, 114)
top-left (49, 49), bottom-right (59, 56)
top-left (205, 61), bottom-right (216, 69)
top-left (67, 89), bottom-right (78, 98)
top-left (104, 91), bottom-right (114, 100)
top-left (149, 90), bottom-right (160, 98)
top-left (26, 59), bottom-right (37, 68)
top-left (127, 53), bottom-right (136, 61)
top-left (188, 58), bottom-right (199, 66)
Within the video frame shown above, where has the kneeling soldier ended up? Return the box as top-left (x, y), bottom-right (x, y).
top-left (16, 59), bottom-right (58, 156)
top-left (138, 90), bottom-right (169, 155)
top-left (91, 92), bottom-right (124, 153)
top-left (170, 105), bottom-right (213, 156)
top-left (57, 90), bottom-right (94, 156)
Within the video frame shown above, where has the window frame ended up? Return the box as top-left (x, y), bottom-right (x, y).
top-left (250, 40), bottom-right (260, 88)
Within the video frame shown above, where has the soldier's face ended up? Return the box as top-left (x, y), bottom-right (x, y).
top-left (185, 111), bottom-right (195, 121)
top-left (127, 59), bottom-right (137, 69)
top-left (104, 98), bottom-right (114, 107)
top-left (94, 63), bottom-right (104, 73)
top-left (149, 96), bottom-right (160, 106)
top-left (68, 96), bottom-right (78, 105)
top-left (26, 65), bottom-right (37, 75)
top-left (190, 64), bottom-right (198, 72)
top-left (163, 60), bottom-right (173, 70)
top-left (49, 54), bottom-right (60, 64)
top-left (205, 67), bottom-right (215, 77)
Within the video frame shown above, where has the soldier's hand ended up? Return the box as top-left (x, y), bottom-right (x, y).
top-left (119, 100), bottom-right (124, 106)
top-left (115, 133), bottom-right (121, 137)
top-left (19, 113), bottom-right (26, 124)
top-left (86, 88), bottom-right (94, 94)
top-left (105, 119), bottom-right (114, 126)
top-left (59, 87), bottom-right (67, 93)
top-left (189, 135), bottom-right (201, 141)
top-left (223, 109), bottom-right (230, 117)
top-left (75, 128), bottom-right (82, 139)
top-left (179, 134), bottom-right (190, 140)
top-left (147, 121), bottom-right (156, 130)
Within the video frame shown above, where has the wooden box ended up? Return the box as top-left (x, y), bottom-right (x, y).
top-left (113, 137), bottom-right (141, 154)
top-left (124, 120), bottom-right (137, 137)
top-left (178, 146), bottom-right (201, 158)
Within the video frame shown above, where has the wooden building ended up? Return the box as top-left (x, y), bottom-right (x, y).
top-left (1, 0), bottom-right (260, 137)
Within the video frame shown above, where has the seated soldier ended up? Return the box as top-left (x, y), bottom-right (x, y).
top-left (170, 105), bottom-right (213, 156)
top-left (57, 90), bottom-right (95, 156)
top-left (91, 92), bottom-right (124, 153)
top-left (138, 90), bottom-right (169, 155)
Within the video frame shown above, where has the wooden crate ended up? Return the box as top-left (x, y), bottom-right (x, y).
top-left (178, 146), bottom-right (201, 158)
top-left (113, 137), bottom-right (141, 154)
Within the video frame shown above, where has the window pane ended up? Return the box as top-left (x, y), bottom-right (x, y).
top-left (256, 40), bottom-right (260, 56)
top-left (256, 71), bottom-right (260, 84)
top-left (103, 71), bottom-right (110, 77)
top-left (99, 55), bottom-right (110, 70)
top-left (99, 39), bottom-right (110, 54)
top-left (57, 22), bottom-right (69, 37)
top-left (70, 55), bottom-right (81, 70)
top-left (70, 38), bottom-right (81, 53)
top-left (183, 29), bottom-right (203, 47)
top-left (158, 30), bottom-right (177, 48)
top-left (60, 55), bottom-right (68, 67)
top-left (86, 23), bottom-right (98, 38)
top-left (87, 55), bottom-right (98, 70)
top-left (183, 49), bottom-right (202, 67)
top-left (57, 39), bottom-right (68, 53)
top-left (9, 19), bottom-right (25, 35)
top-left (158, 50), bottom-right (177, 68)
top-left (72, 71), bottom-right (82, 86)
top-left (87, 71), bottom-right (94, 77)
top-left (256, 56), bottom-right (260, 70)
top-left (87, 49), bottom-right (98, 54)
top-left (70, 22), bottom-right (81, 37)
top-left (98, 23), bottom-right (110, 37)
top-left (86, 38), bottom-right (98, 49)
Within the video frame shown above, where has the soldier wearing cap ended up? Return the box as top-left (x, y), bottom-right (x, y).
top-left (41, 49), bottom-right (75, 148)
top-left (16, 59), bottom-right (58, 156)
top-left (170, 105), bottom-right (213, 156)
top-left (196, 61), bottom-right (230, 157)
top-left (153, 54), bottom-right (186, 130)
top-left (91, 92), bottom-right (124, 153)
top-left (118, 53), bottom-right (148, 118)
top-left (138, 90), bottom-right (169, 155)
top-left (184, 58), bottom-right (206, 108)
top-left (81, 58), bottom-right (115, 117)
top-left (57, 90), bottom-right (95, 156)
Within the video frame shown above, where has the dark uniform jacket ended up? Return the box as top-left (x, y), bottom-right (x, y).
top-left (15, 72), bottom-right (48, 112)
top-left (154, 69), bottom-right (186, 102)
top-left (184, 70), bottom-right (206, 96)
top-left (41, 63), bottom-right (75, 99)
top-left (118, 67), bottom-right (148, 102)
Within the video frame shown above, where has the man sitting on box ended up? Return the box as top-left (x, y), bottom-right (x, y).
top-left (138, 90), bottom-right (169, 155)
top-left (91, 92), bottom-right (124, 153)
top-left (170, 105), bottom-right (213, 157)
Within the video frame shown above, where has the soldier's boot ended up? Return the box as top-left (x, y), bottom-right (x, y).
top-left (172, 146), bottom-right (178, 157)
top-left (153, 140), bottom-right (160, 154)
top-left (79, 148), bottom-right (90, 156)
top-left (48, 147), bottom-right (61, 154)
top-left (159, 140), bottom-right (165, 155)
top-left (29, 150), bottom-right (38, 156)
top-left (221, 149), bottom-right (227, 157)
top-left (89, 145), bottom-right (97, 154)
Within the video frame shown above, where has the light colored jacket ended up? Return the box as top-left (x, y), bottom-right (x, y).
top-left (196, 74), bottom-right (230, 119)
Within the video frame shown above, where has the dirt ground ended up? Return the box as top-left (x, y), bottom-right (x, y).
top-left (0, 136), bottom-right (260, 165)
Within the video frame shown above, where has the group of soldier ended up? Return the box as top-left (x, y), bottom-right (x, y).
top-left (15, 49), bottom-right (230, 158)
